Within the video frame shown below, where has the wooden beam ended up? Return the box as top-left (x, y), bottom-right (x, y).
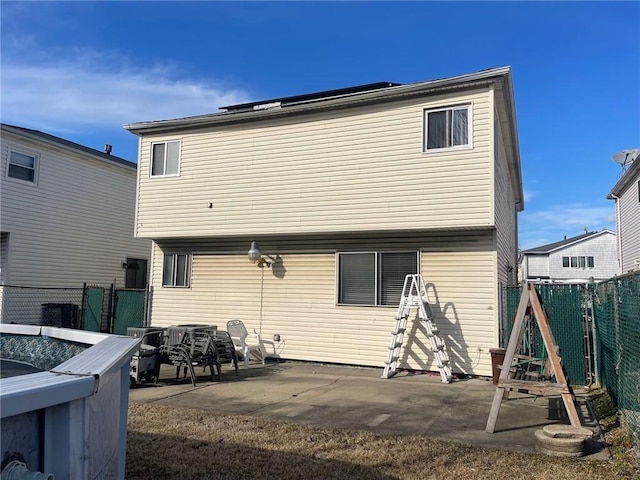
top-left (528, 284), bottom-right (581, 428)
top-left (485, 286), bottom-right (530, 433)
top-left (486, 283), bottom-right (582, 433)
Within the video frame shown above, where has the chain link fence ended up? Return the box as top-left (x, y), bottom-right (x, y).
top-left (0, 285), bottom-right (84, 327)
top-left (503, 283), bottom-right (590, 386)
top-left (592, 271), bottom-right (640, 446)
top-left (1, 284), bottom-right (149, 333)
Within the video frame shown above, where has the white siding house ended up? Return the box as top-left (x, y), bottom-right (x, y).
top-left (608, 153), bottom-right (640, 273)
top-left (521, 230), bottom-right (620, 283)
top-left (0, 124), bottom-right (150, 323)
top-left (125, 67), bottom-right (524, 376)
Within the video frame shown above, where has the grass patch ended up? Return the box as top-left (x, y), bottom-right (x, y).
top-left (590, 388), bottom-right (639, 469)
top-left (127, 404), bottom-right (637, 479)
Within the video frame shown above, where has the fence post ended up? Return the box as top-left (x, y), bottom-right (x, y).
top-left (107, 283), bottom-right (115, 334)
top-left (586, 283), bottom-right (600, 386)
top-left (144, 285), bottom-right (153, 327)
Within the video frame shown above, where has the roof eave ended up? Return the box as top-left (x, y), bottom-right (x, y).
top-left (123, 67), bottom-right (514, 136)
top-left (607, 160), bottom-right (640, 199)
top-left (500, 71), bottom-right (524, 211)
top-left (522, 229), bottom-right (615, 255)
top-left (1, 124), bottom-right (136, 170)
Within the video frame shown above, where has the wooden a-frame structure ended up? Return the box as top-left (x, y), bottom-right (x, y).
top-left (485, 283), bottom-right (581, 433)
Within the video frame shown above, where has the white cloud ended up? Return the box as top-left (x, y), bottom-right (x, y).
top-left (519, 203), bottom-right (616, 250)
top-left (523, 188), bottom-right (535, 202)
top-left (1, 54), bottom-right (250, 133)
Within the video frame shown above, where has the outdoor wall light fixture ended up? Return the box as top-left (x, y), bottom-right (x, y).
top-left (248, 241), bottom-right (273, 267)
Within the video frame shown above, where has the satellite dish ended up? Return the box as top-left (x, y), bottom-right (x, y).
top-left (612, 149), bottom-right (640, 167)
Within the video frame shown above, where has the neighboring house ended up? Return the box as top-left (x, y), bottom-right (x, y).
top-left (1, 124), bottom-right (150, 323)
top-left (520, 230), bottom-right (620, 283)
top-left (124, 66), bottom-right (523, 376)
top-left (608, 153), bottom-right (640, 273)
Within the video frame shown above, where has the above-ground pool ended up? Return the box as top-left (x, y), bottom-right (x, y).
top-left (0, 324), bottom-right (140, 479)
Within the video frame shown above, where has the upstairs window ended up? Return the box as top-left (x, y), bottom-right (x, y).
top-left (424, 105), bottom-right (471, 151)
top-left (162, 253), bottom-right (191, 287)
top-left (562, 256), bottom-right (594, 268)
top-left (337, 251), bottom-right (418, 306)
top-left (8, 150), bottom-right (38, 183)
top-left (151, 140), bottom-right (180, 177)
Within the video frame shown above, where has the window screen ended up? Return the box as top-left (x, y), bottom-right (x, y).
top-left (338, 251), bottom-right (418, 306)
top-left (338, 253), bottom-right (375, 305)
top-left (379, 252), bottom-right (418, 306)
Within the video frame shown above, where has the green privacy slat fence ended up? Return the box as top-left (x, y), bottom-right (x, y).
top-left (82, 287), bottom-right (104, 332)
top-left (112, 289), bottom-right (146, 335)
top-left (503, 284), bottom-right (588, 386)
top-left (536, 284), bottom-right (587, 387)
top-left (592, 272), bottom-right (640, 447)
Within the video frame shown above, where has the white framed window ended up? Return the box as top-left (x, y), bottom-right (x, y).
top-left (162, 253), bottom-right (191, 287)
top-left (423, 105), bottom-right (471, 151)
top-left (151, 140), bottom-right (181, 177)
top-left (337, 251), bottom-right (418, 306)
top-left (562, 256), bottom-right (594, 268)
top-left (8, 150), bottom-right (38, 183)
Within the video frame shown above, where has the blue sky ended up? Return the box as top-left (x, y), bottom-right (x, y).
top-left (2, 1), bottom-right (639, 249)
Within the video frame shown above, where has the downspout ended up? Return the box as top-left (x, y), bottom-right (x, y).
top-left (610, 194), bottom-right (622, 271)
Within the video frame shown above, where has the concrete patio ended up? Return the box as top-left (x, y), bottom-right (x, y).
top-left (129, 361), bottom-right (606, 456)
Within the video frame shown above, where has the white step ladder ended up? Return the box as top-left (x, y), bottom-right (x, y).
top-left (382, 274), bottom-right (452, 383)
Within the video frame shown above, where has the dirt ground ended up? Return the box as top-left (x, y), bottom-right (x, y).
top-left (126, 403), bottom-right (637, 480)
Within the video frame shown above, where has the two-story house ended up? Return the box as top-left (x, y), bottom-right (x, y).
top-left (1, 124), bottom-right (150, 323)
top-left (608, 151), bottom-right (640, 273)
top-left (520, 230), bottom-right (620, 283)
top-left (124, 67), bottom-right (523, 376)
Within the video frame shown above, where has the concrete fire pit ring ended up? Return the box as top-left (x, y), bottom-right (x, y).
top-left (535, 425), bottom-right (594, 457)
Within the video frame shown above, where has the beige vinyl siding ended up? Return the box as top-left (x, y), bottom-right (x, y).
top-left (494, 112), bottom-right (518, 286)
top-left (420, 233), bottom-right (496, 376)
top-left (136, 88), bottom-right (493, 238)
top-left (0, 134), bottom-right (150, 288)
top-left (618, 172), bottom-right (640, 273)
top-left (148, 231), bottom-right (496, 376)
